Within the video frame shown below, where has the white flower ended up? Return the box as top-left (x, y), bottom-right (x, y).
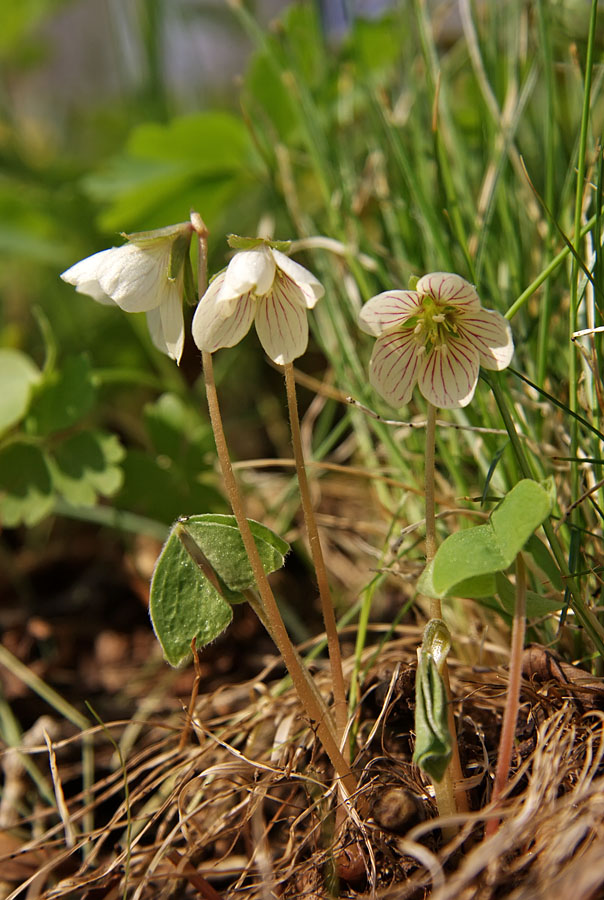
top-left (358, 272), bottom-right (514, 409)
top-left (60, 223), bottom-right (193, 363)
top-left (192, 243), bottom-right (324, 364)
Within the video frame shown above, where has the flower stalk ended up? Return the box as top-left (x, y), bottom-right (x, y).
top-left (485, 552), bottom-right (527, 838)
top-left (193, 227), bottom-right (356, 797)
top-left (202, 349), bottom-right (356, 796)
top-left (423, 402), bottom-right (468, 826)
top-left (284, 362), bottom-right (348, 746)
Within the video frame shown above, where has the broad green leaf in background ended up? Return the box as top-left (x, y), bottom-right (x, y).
top-left (116, 393), bottom-right (224, 524)
top-left (494, 572), bottom-right (566, 618)
top-left (144, 392), bottom-right (214, 465)
top-left (0, 348), bottom-right (40, 434)
top-left (0, 442), bottom-right (54, 526)
top-left (26, 354), bottom-right (96, 436)
top-left (50, 431), bottom-right (124, 506)
top-left (429, 480), bottom-right (553, 598)
top-left (149, 514), bottom-right (290, 666)
top-left (83, 112), bottom-right (253, 232)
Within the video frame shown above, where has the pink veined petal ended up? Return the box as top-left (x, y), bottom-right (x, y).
top-left (254, 281), bottom-right (308, 364)
top-left (99, 243), bottom-right (168, 312)
top-left (192, 273), bottom-right (255, 353)
top-left (418, 338), bottom-right (479, 409)
top-left (368, 330), bottom-right (423, 407)
top-left (457, 308), bottom-right (514, 371)
top-left (271, 249), bottom-right (324, 308)
top-left (217, 248), bottom-right (276, 311)
top-left (358, 291), bottom-right (423, 336)
top-left (416, 272), bottom-right (480, 311)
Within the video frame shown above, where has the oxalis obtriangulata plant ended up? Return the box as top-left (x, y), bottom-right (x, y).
top-left (60, 208), bottom-right (590, 833)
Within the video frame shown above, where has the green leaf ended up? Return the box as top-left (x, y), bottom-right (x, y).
top-left (494, 573), bottom-right (566, 618)
top-left (180, 514), bottom-right (289, 592)
top-left (143, 393), bottom-right (214, 462)
top-left (0, 442), bottom-right (54, 526)
top-left (115, 450), bottom-right (223, 525)
top-left (50, 431), bottom-right (125, 506)
top-left (27, 354), bottom-right (96, 436)
top-left (490, 480), bottom-right (552, 565)
top-left (149, 515), bottom-right (289, 666)
top-left (149, 530), bottom-right (233, 667)
top-left (0, 348), bottom-right (40, 434)
top-left (83, 112), bottom-right (252, 232)
top-left (431, 480), bottom-right (553, 598)
top-left (524, 534), bottom-right (564, 591)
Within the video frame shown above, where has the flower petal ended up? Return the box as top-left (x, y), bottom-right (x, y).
top-left (368, 330), bottom-right (423, 406)
top-left (217, 248), bottom-right (276, 314)
top-left (271, 249), bottom-right (324, 308)
top-left (61, 250), bottom-right (120, 306)
top-left (416, 273), bottom-right (480, 310)
top-left (146, 283), bottom-right (185, 363)
top-left (192, 273), bottom-right (255, 353)
top-left (95, 243), bottom-right (168, 312)
top-left (457, 308), bottom-right (514, 371)
top-left (359, 291), bottom-right (422, 336)
top-left (254, 282), bottom-right (308, 364)
top-left (418, 338), bottom-right (479, 408)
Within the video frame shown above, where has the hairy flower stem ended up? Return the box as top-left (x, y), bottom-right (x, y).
top-left (424, 403), bottom-right (468, 824)
top-left (193, 225), bottom-right (356, 796)
top-left (425, 403), bottom-right (438, 575)
top-left (284, 363), bottom-right (348, 748)
top-left (202, 350), bottom-right (357, 797)
top-left (485, 553), bottom-right (527, 838)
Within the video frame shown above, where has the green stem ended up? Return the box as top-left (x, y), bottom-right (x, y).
top-left (485, 552), bottom-right (526, 838)
top-left (425, 403), bottom-right (438, 572)
top-left (423, 403), bottom-right (467, 821)
top-left (284, 363), bottom-right (348, 746)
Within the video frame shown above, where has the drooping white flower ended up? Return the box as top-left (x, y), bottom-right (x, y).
top-left (60, 222), bottom-right (194, 363)
top-left (358, 272), bottom-right (514, 409)
top-left (192, 239), bottom-right (324, 365)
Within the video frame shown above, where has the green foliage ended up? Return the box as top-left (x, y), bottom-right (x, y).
top-left (149, 515), bottom-right (290, 666)
top-left (26, 354), bottom-right (96, 435)
top-left (50, 431), bottom-right (124, 506)
top-left (0, 344), bottom-right (125, 526)
top-left (115, 393), bottom-right (223, 524)
top-left (83, 112), bottom-right (254, 232)
top-left (0, 349), bottom-right (40, 434)
top-left (419, 480), bottom-right (554, 601)
top-left (0, 442), bottom-right (54, 526)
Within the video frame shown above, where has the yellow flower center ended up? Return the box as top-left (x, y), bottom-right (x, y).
top-left (409, 297), bottom-right (459, 352)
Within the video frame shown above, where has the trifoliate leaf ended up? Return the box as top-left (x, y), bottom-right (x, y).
top-left (26, 354), bottom-right (96, 436)
top-left (0, 442), bottom-right (54, 526)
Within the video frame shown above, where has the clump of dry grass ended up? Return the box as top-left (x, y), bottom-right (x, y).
top-left (2, 629), bottom-right (604, 900)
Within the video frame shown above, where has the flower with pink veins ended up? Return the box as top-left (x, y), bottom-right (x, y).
top-left (192, 240), bottom-right (324, 365)
top-left (358, 272), bottom-right (514, 409)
